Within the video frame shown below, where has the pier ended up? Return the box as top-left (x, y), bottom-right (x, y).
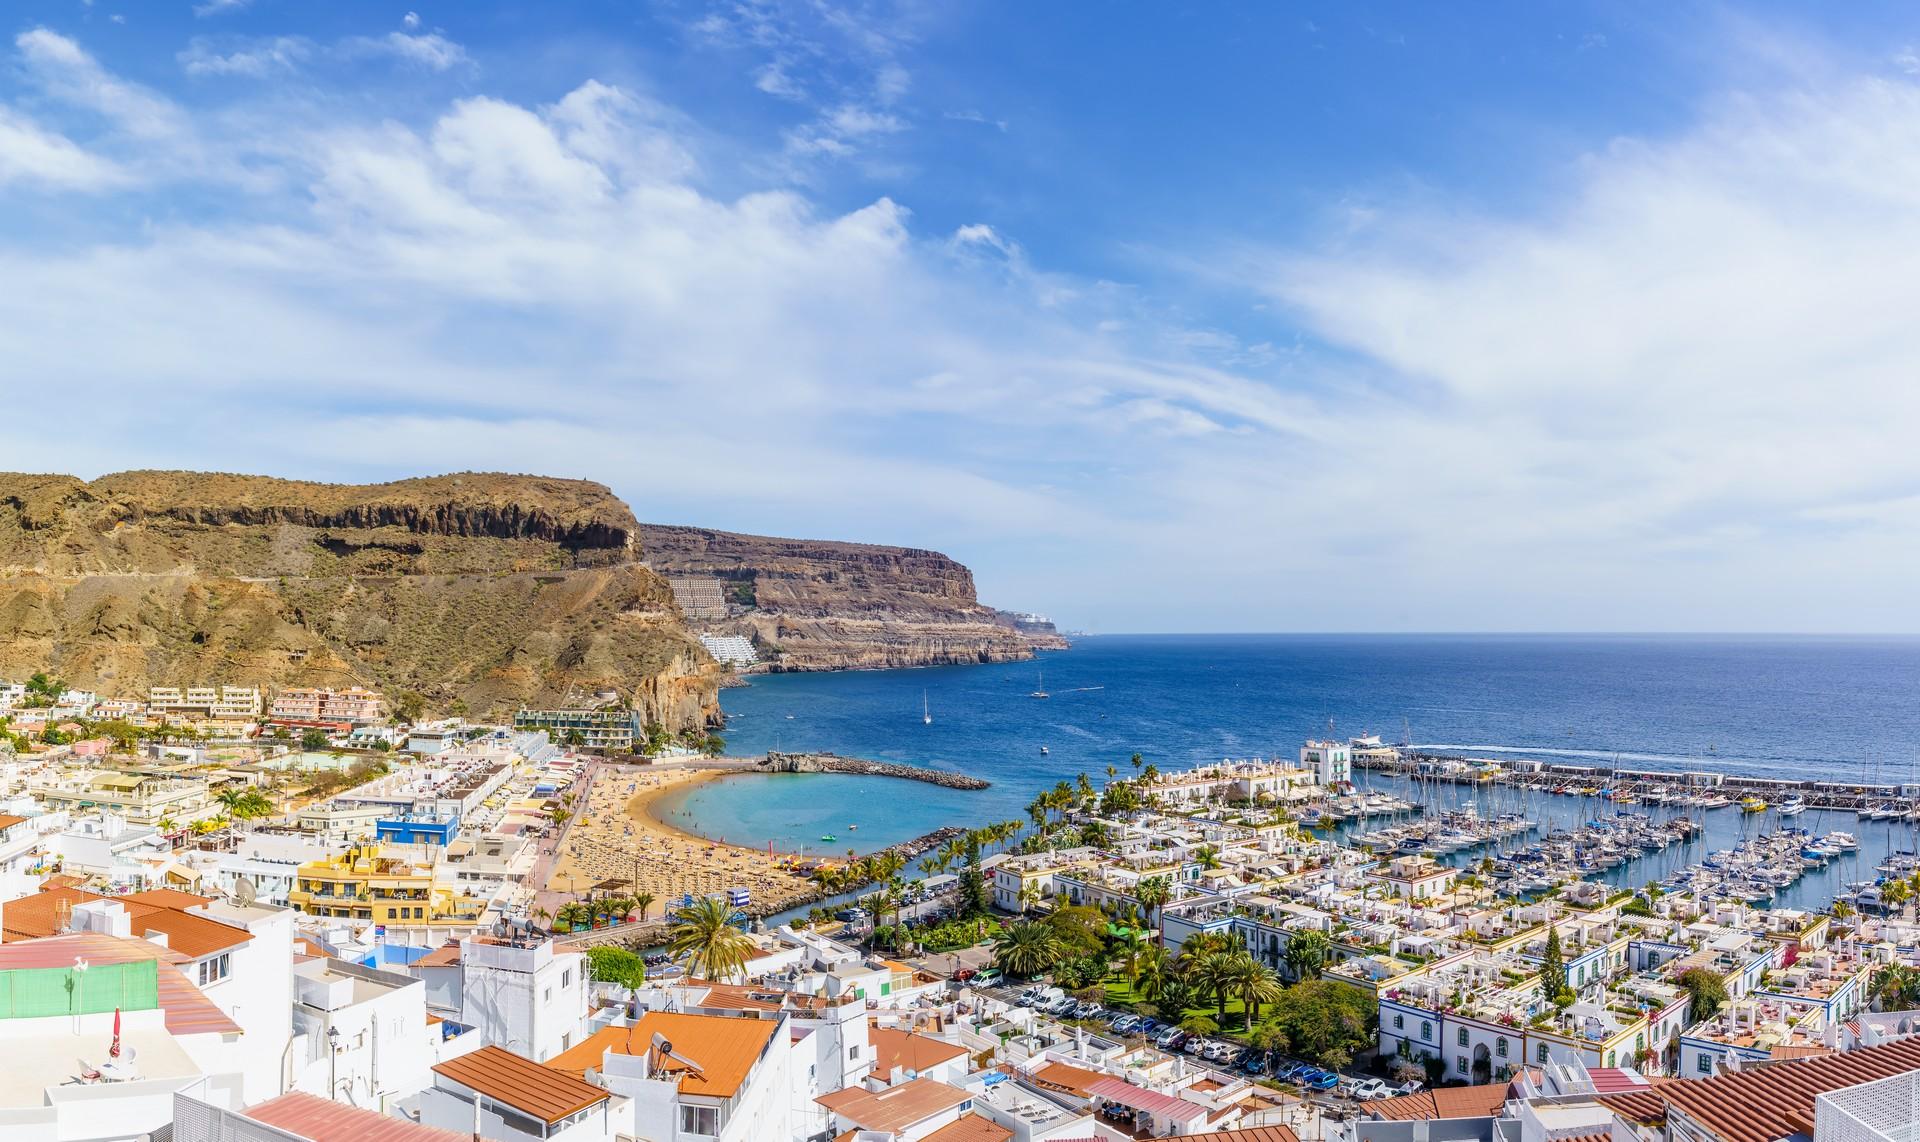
top-left (756, 751), bottom-right (991, 789)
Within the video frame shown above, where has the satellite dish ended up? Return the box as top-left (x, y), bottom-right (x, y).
top-left (233, 877), bottom-right (258, 906)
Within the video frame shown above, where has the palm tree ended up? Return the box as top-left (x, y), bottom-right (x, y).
top-left (668, 896), bottom-right (755, 982)
top-left (1870, 963), bottom-right (1920, 1012)
top-left (993, 921), bottom-right (1064, 978)
top-left (633, 892), bottom-right (656, 921)
top-left (1133, 875), bottom-right (1173, 943)
top-left (1133, 946), bottom-right (1172, 1002)
top-left (1282, 930), bottom-right (1332, 982)
top-left (1018, 884), bottom-right (1043, 915)
top-left (1234, 957), bottom-right (1284, 1026)
top-left (1192, 949), bottom-right (1239, 1020)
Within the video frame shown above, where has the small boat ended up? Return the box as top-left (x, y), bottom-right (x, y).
top-left (1030, 671), bottom-right (1050, 698)
top-left (1777, 796), bottom-right (1806, 817)
top-left (922, 690), bottom-right (933, 725)
top-left (820, 834), bottom-right (837, 842)
top-left (1039, 745), bottom-right (1049, 755)
top-left (848, 824), bottom-right (858, 830)
top-left (1741, 797), bottom-right (1768, 813)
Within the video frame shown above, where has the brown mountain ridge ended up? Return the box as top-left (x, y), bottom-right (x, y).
top-left (0, 471), bottom-right (1061, 728)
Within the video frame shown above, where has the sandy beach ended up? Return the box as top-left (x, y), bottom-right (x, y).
top-left (544, 761), bottom-right (820, 917)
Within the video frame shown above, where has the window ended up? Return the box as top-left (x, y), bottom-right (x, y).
top-left (562, 969), bottom-right (573, 988)
top-left (1456, 1055), bottom-right (1468, 1074)
top-left (1697, 1054), bottom-right (1713, 1074)
top-left (1457, 1027), bottom-right (1468, 1047)
top-left (1495, 1039), bottom-right (1508, 1058)
top-left (197, 953), bottom-right (230, 985)
top-left (1420, 1021), bottom-right (1433, 1042)
top-left (679, 1105), bottom-right (719, 1136)
top-left (849, 1045), bottom-right (860, 1060)
top-left (1393, 1014), bottom-right (1404, 1030)
top-left (544, 987), bottom-right (553, 1002)
top-left (1538, 1044), bottom-right (1549, 1063)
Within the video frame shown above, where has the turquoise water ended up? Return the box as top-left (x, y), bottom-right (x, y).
top-left (660, 633), bottom-right (1920, 858)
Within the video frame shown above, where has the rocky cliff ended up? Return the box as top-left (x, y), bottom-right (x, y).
top-left (0, 471), bottom-right (720, 729)
top-left (634, 524), bottom-right (1068, 671)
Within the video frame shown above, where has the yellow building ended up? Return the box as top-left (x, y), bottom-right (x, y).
top-left (288, 846), bottom-right (488, 928)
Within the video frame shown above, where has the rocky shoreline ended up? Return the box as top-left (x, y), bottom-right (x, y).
top-left (756, 751), bottom-right (990, 789)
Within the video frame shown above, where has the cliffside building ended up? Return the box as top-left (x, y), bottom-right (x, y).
top-left (513, 707), bottom-right (641, 752)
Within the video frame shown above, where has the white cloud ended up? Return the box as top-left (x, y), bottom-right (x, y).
top-left (403, 11), bottom-right (422, 31)
top-left (179, 35), bottom-right (312, 77)
top-left (16, 28), bottom-right (185, 139)
top-left (13, 28), bottom-right (1920, 629)
top-left (345, 30), bottom-right (469, 72)
top-left (0, 106), bottom-right (122, 189)
top-left (192, 0), bottom-right (249, 17)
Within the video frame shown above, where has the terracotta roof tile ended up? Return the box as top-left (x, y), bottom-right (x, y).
top-left (434, 1045), bottom-right (609, 1125)
top-left (922, 1114), bottom-right (1015, 1142)
top-left (817, 1077), bottom-right (973, 1133)
top-left (869, 1027), bottom-right (969, 1081)
top-left (1031, 1060), bottom-right (1111, 1097)
top-left (0, 886), bottom-right (250, 959)
top-left (1366, 1079), bottom-right (1512, 1122)
top-left (0, 933), bottom-right (241, 1035)
top-left (246, 1092), bottom-right (469, 1142)
top-left (119, 888), bottom-right (214, 909)
top-left (544, 1012), bottom-right (779, 1099)
top-left (1600, 1036), bottom-right (1920, 1142)
top-left (1205, 1128), bottom-right (1304, 1142)
top-left (415, 941), bottom-right (462, 968)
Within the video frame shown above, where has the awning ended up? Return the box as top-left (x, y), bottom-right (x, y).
top-left (1086, 1077), bottom-right (1208, 1124)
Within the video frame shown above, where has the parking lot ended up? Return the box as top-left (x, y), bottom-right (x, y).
top-left (970, 981), bottom-right (1416, 1116)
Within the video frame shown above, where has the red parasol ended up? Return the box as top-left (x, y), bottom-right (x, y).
top-left (109, 1007), bottom-right (121, 1058)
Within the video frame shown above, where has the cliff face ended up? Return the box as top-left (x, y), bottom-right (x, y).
top-left (635, 524), bottom-right (1068, 671)
top-left (0, 471), bottom-right (721, 729)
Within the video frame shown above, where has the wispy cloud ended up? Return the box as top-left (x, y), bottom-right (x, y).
top-left (192, 0), bottom-right (250, 18)
top-left (179, 35), bottom-right (312, 78)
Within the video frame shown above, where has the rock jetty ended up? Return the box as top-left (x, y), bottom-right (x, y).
top-left (757, 751), bottom-right (990, 789)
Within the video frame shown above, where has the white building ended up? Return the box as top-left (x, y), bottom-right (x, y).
top-left (415, 1044), bottom-right (616, 1142)
top-left (290, 957), bottom-right (442, 1111)
top-left (547, 1010), bottom-right (795, 1142)
top-left (457, 932), bottom-right (589, 1061)
top-left (1301, 739), bottom-right (1352, 786)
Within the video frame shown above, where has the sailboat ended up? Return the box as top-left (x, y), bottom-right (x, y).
top-left (1030, 670), bottom-right (1050, 699)
top-left (922, 690), bottom-right (932, 725)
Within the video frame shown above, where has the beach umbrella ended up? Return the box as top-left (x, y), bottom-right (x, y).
top-left (109, 1007), bottom-right (121, 1058)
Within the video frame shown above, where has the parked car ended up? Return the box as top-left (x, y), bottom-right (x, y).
top-left (1389, 1079), bottom-right (1426, 1096)
top-left (1111, 1015), bottom-right (1140, 1033)
top-left (1344, 1078), bottom-right (1393, 1101)
top-left (973, 968), bottom-right (1003, 986)
top-left (1304, 1070), bottom-right (1341, 1091)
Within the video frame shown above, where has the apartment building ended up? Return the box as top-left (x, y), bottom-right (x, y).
top-left (417, 1045), bottom-right (615, 1142)
top-left (546, 1010), bottom-right (795, 1142)
top-left (270, 686), bottom-right (386, 725)
top-left (150, 686), bottom-right (263, 721)
top-left (288, 846), bottom-right (490, 929)
top-left (511, 707), bottom-right (643, 752)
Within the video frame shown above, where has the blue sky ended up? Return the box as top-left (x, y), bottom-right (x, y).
top-left (6, 2), bottom-right (1920, 632)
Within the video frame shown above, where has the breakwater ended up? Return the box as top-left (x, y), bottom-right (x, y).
top-left (757, 751), bottom-right (990, 789)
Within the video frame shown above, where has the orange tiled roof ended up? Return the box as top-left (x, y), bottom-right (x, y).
top-left (246, 1092), bottom-right (469, 1142)
top-left (1, 886), bottom-right (250, 959)
top-left (1031, 1059), bottom-right (1110, 1097)
top-left (1602, 1037), bottom-right (1920, 1142)
top-left (119, 888), bottom-right (214, 909)
top-left (817, 1077), bottom-right (972, 1133)
top-left (922, 1114), bottom-right (1015, 1142)
top-left (435, 1046), bottom-right (609, 1125)
top-left (545, 1012), bottom-right (779, 1099)
top-left (1366, 1080), bottom-right (1514, 1122)
top-left (0, 933), bottom-right (241, 1035)
top-left (1205, 1128), bottom-right (1304, 1142)
top-left (869, 1027), bottom-right (969, 1081)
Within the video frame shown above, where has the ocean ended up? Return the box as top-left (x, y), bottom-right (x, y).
top-left (651, 634), bottom-right (1920, 907)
